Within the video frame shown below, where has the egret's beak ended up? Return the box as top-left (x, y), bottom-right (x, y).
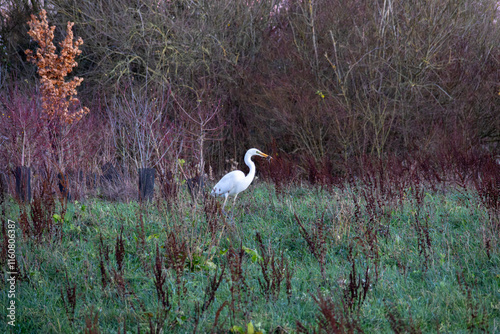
top-left (259, 151), bottom-right (272, 161)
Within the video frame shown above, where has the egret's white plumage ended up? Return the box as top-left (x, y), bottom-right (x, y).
top-left (211, 148), bottom-right (270, 210)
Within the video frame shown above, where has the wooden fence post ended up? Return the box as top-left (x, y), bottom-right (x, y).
top-left (15, 166), bottom-right (31, 203)
top-left (138, 168), bottom-right (155, 201)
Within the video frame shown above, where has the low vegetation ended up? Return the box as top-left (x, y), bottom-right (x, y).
top-left (0, 159), bottom-right (498, 332)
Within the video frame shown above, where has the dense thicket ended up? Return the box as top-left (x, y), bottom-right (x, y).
top-left (1, 0), bottom-right (499, 175)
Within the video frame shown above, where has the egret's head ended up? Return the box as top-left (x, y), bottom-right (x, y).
top-left (247, 148), bottom-right (270, 159)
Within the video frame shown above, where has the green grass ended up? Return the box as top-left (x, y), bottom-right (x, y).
top-left (1, 182), bottom-right (499, 333)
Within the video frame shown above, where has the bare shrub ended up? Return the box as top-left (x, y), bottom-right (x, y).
top-left (97, 234), bottom-right (110, 289)
top-left (473, 154), bottom-right (500, 225)
top-left (343, 247), bottom-right (372, 313)
top-left (83, 306), bottom-right (101, 334)
top-left (98, 166), bottom-right (137, 202)
top-left (151, 244), bottom-right (171, 330)
top-left (255, 232), bottom-right (293, 301)
top-left (226, 243), bottom-right (249, 324)
top-left (193, 263), bottom-right (226, 333)
top-left (24, 166), bottom-right (58, 242)
top-left (456, 270), bottom-right (490, 332)
top-left (296, 292), bottom-right (364, 334)
top-left (258, 141), bottom-right (299, 196)
top-left (0, 83), bottom-right (45, 170)
top-left (384, 300), bottom-right (422, 334)
top-left (107, 84), bottom-right (175, 170)
top-left (164, 230), bottom-right (188, 304)
top-left (294, 211), bottom-right (328, 280)
top-left (60, 271), bottom-right (77, 325)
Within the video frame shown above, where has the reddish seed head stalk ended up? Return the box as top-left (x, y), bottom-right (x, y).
top-left (25, 9), bottom-right (89, 124)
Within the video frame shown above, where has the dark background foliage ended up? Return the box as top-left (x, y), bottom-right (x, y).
top-left (1, 0), bottom-right (499, 180)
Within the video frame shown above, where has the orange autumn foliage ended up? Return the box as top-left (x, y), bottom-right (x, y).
top-left (25, 9), bottom-right (89, 124)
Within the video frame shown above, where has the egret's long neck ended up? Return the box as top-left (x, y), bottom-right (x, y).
top-left (244, 154), bottom-right (256, 181)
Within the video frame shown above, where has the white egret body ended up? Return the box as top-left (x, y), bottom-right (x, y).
top-left (211, 148), bottom-right (270, 210)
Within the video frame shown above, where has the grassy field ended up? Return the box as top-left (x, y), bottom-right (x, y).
top-left (1, 180), bottom-right (499, 333)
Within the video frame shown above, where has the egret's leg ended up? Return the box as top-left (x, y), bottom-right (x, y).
top-left (222, 194), bottom-right (229, 212)
top-left (222, 196), bottom-right (228, 210)
top-left (232, 194), bottom-right (238, 207)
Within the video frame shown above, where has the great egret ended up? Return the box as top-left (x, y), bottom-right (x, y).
top-left (211, 148), bottom-right (270, 211)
